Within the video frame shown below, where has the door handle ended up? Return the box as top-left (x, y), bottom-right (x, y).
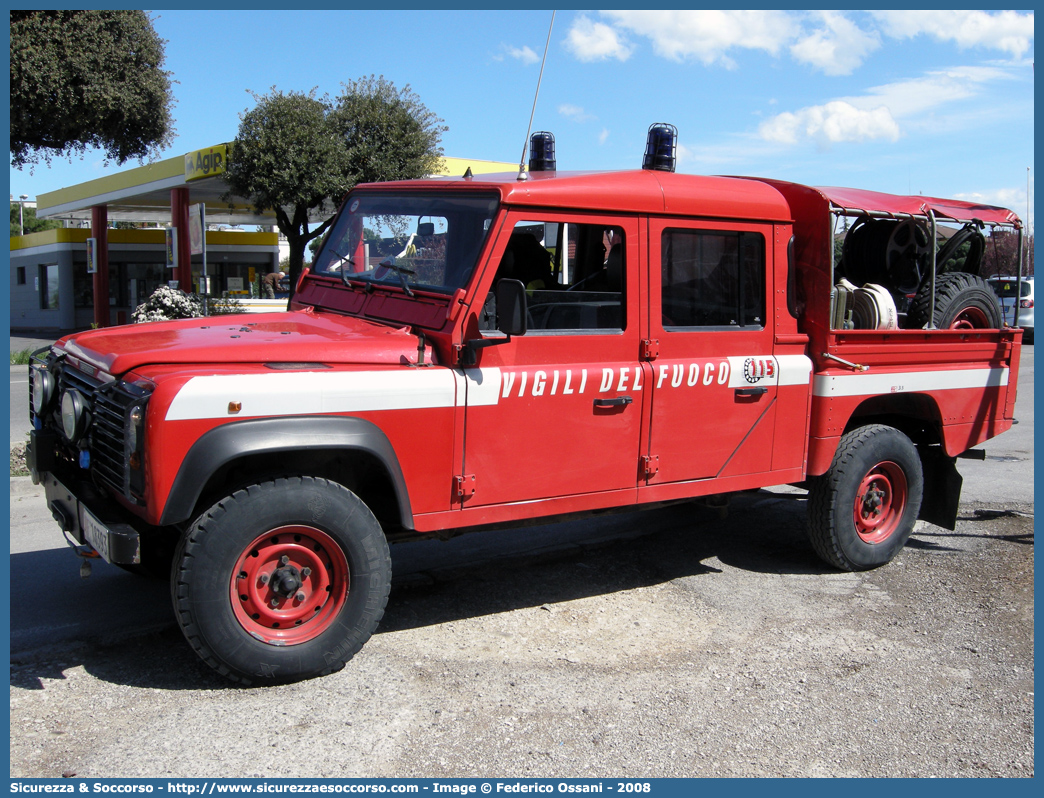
top-left (734, 387), bottom-right (768, 397)
top-left (594, 396), bottom-right (633, 407)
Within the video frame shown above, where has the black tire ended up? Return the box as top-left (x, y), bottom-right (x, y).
top-left (906, 272), bottom-right (1002, 330)
top-left (172, 476), bottom-right (391, 685)
top-left (807, 425), bottom-right (924, 571)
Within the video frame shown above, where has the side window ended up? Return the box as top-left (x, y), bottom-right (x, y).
top-left (661, 229), bottom-right (764, 329)
top-left (486, 220), bottom-right (626, 332)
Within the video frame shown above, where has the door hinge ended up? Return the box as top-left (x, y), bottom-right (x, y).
top-left (454, 474), bottom-right (476, 499)
top-left (641, 339), bottom-right (659, 360)
top-left (640, 455), bottom-right (659, 479)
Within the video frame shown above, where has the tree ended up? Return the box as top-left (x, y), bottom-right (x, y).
top-left (10, 203), bottom-right (61, 237)
top-left (10, 10), bottom-right (174, 169)
top-left (980, 230), bottom-right (1034, 277)
top-left (223, 89), bottom-right (349, 301)
top-left (224, 77), bottom-right (446, 300)
top-left (331, 75), bottom-right (447, 189)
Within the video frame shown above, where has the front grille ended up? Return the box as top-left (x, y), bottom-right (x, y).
top-left (92, 384), bottom-right (135, 493)
top-left (33, 354), bottom-right (149, 502)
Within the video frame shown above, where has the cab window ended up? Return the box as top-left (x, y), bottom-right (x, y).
top-left (485, 220), bottom-right (626, 332)
top-left (661, 229), bottom-right (764, 329)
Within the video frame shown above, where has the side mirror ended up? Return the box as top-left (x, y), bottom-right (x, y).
top-left (496, 279), bottom-right (528, 336)
top-left (417, 222), bottom-right (435, 237)
top-left (462, 279), bottom-right (528, 366)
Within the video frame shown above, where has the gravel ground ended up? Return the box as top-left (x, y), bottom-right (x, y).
top-left (11, 443), bottom-right (28, 476)
top-left (9, 491), bottom-right (1033, 779)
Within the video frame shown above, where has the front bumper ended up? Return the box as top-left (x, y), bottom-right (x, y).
top-left (40, 471), bottom-right (141, 565)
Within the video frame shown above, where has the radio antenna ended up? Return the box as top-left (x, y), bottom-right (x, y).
top-left (517, 10), bottom-right (556, 181)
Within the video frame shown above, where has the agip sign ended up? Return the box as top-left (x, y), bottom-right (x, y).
top-left (184, 145), bottom-right (227, 181)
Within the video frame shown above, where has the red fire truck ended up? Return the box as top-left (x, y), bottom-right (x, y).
top-left (28, 127), bottom-right (1025, 684)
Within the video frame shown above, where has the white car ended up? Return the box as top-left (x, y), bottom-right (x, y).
top-left (988, 275), bottom-right (1034, 343)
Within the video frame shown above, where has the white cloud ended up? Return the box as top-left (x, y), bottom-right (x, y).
top-left (506, 45), bottom-right (539, 65)
top-left (558, 104), bottom-right (596, 123)
top-left (790, 11), bottom-right (881, 76)
top-left (854, 67), bottom-right (1011, 118)
top-left (598, 128), bottom-right (609, 145)
top-left (565, 10), bottom-right (1034, 75)
top-left (872, 10), bottom-right (1034, 59)
top-left (565, 15), bottom-right (632, 62)
top-left (953, 187), bottom-right (1027, 212)
top-left (760, 65), bottom-right (1016, 147)
top-left (600, 10), bottom-right (797, 67)
top-left (759, 101), bottom-right (900, 146)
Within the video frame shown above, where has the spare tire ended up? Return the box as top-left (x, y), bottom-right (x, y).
top-left (905, 272), bottom-right (1002, 330)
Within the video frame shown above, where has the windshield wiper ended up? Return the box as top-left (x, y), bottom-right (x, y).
top-left (330, 251), bottom-right (360, 287)
top-left (378, 259), bottom-right (415, 297)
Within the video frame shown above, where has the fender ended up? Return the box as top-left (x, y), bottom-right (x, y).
top-left (159, 415), bottom-right (413, 528)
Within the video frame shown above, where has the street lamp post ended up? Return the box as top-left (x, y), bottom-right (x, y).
top-left (11, 193), bottom-right (30, 235)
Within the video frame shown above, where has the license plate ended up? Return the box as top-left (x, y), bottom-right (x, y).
top-left (80, 506), bottom-right (113, 563)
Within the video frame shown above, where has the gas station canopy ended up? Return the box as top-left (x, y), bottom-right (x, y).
top-left (36, 144), bottom-right (516, 226)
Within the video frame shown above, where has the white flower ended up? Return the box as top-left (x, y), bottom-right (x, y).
top-left (132, 286), bottom-right (204, 323)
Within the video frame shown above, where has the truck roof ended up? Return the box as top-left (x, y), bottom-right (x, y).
top-left (362, 170), bottom-right (795, 223)
top-left (357, 169), bottom-right (1022, 229)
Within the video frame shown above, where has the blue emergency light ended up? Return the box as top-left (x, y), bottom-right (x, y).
top-left (642, 123), bottom-right (678, 173)
top-left (528, 132), bottom-right (556, 172)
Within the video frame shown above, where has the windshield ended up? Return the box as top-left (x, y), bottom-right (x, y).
top-left (313, 191), bottom-right (500, 294)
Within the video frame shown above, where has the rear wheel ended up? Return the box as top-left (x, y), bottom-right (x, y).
top-left (808, 425), bottom-right (924, 571)
top-left (172, 476), bottom-right (391, 684)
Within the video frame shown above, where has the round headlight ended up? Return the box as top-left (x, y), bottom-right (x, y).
top-left (31, 367), bottom-right (55, 415)
top-left (61, 389), bottom-right (90, 443)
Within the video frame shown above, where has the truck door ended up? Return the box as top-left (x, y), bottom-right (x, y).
top-left (644, 220), bottom-right (782, 485)
top-left (461, 213), bottom-right (643, 508)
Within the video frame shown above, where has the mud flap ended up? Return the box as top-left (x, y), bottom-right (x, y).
top-left (917, 446), bottom-right (962, 530)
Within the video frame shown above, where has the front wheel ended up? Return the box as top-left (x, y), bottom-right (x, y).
top-left (807, 425), bottom-right (924, 571)
top-left (172, 477), bottom-right (391, 684)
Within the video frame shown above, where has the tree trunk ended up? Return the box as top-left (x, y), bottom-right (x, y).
top-left (285, 230), bottom-right (308, 306)
top-left (277, 206), bottom-right (335, 307)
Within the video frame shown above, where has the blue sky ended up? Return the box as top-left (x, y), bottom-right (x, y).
top-left (10, 9), bottom-right (1035, 230)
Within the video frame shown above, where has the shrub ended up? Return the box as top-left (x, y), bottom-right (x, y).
top-left (208, 292), bottom-right (245, 316)
top-left (10, 348), bottom-right (33, 365)
top-left (132, 285), bottom-right (204, 323)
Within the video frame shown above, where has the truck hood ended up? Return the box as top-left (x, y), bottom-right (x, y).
top-left (58, 311), bottom-right (426, 375)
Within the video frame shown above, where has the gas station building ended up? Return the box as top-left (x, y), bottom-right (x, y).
top-left (10, 145), bottom-right (514, 331)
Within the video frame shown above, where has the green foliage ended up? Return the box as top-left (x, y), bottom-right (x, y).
top-left (10, 10), bottom-right (174, 169)
top-left (10, 348), bottom-right (33, 365)
top-left (10, 203), bottom-right (61, 237)
top-left (939, 240), bottom-right (972, 275)
top-left (224, 90), bottom-right (348, 226)
top-left (331, 75), bottom-right (447, 188)
top-left (224, 77), bottom-right (446, 298)
top-left (208, 292), bottom-right (245, 316)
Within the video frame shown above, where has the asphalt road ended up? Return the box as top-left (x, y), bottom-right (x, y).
top-left (8, 346), bottom-right (1034, 778)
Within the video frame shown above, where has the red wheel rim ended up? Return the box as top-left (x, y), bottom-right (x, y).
top-left (230, 525), bottom-right (349, 645)
top-left (948, 306), bottom-right (990, 330)
top-left (853, 461), bottom-right (907, 544)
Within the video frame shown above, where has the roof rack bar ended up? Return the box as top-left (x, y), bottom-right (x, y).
top-left (928, 209), bottom-right (937, 329)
